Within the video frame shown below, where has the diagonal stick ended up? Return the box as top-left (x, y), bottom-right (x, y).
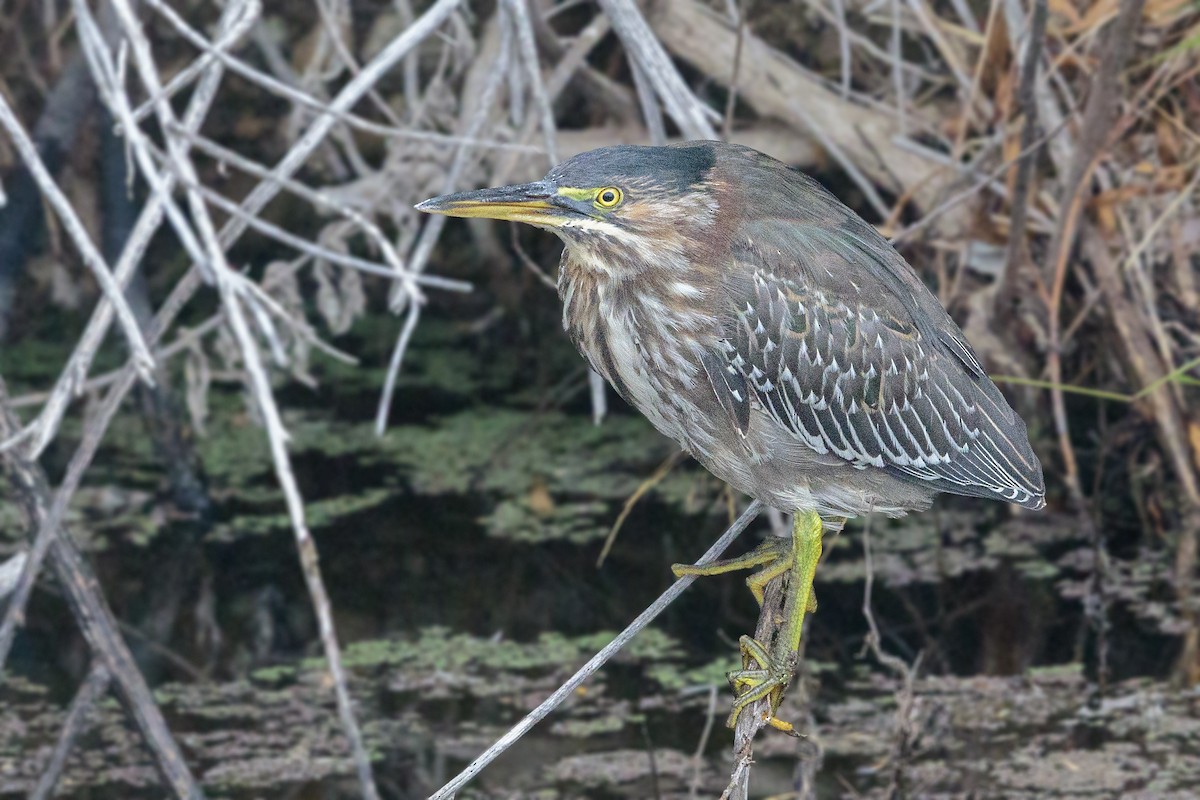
top-left (429, 499), bottom-right (765, 800)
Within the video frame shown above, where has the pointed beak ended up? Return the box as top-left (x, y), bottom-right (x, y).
top-left (415, 181), bottom-right (568, 227)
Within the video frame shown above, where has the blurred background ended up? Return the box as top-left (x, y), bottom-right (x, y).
top-left (0, 0), bottom-right (1198, 797)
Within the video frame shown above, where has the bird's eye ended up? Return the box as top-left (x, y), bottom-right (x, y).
top-left (595, 187), bottom-right (622, 208)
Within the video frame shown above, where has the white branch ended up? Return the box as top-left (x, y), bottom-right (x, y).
top-left (104, 1), bottom-right (384, 797)
top-left (595, 0), bottom-right (719, 139)
top-left (429, 500), bottom-right (765, 800)
top-left (0, 95), bottom-right (156, 383)
top-left (1, 1), bottom-right (242, 459)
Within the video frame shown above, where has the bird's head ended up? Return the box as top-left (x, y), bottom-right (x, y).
top-left (416, 143), bottom-right (721, 263)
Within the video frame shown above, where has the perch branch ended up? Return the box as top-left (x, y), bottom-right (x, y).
top-left (428, 500), bottom-right (765, 800)
top-left (723, 567), bottom-right (789, 800)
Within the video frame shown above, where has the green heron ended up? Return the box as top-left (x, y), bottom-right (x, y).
top-left (417, 141), bottom-right (1045, 732)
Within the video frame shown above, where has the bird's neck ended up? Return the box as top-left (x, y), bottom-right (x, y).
top-left (558, 244), bottom-right (719, 394)
top-left (557, 243), bottom-right (731, 458)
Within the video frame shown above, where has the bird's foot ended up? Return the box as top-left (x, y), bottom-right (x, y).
top-left (672, 510), bottom-right (824, 735)
top-left (725, 635), bottom-right (801, 735)
top-left (671, 535), bottom-right (794, 607)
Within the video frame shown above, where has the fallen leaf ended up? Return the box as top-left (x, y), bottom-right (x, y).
top-left (528, 479), bottom-right (556, 517)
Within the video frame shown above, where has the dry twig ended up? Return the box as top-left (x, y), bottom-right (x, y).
top-left (428, 501), bottom-right (765, 799)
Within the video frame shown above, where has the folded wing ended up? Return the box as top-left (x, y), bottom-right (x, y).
top-left (708, 215), bottom-right (1045, 510)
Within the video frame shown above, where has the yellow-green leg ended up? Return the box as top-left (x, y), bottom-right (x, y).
top-left (672, 536), bottom-right (792, 606)
top-left (671, 509), bottom-right (825, 733)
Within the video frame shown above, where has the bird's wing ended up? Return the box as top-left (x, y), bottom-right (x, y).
top-left (707, 214), bottom-right (1045, 509)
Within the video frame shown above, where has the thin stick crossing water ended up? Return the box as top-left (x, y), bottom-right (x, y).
top-left (429, 500), bottom-right (764, 800)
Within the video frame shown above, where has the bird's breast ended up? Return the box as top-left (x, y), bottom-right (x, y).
top-left (558, 249), bottom-right (719, 454)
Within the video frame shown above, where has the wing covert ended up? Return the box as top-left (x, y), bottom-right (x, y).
top-left (709, 218), bottom-right (1044, 509)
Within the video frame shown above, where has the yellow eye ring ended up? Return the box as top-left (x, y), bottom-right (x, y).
top-left (595, 187), bottom-right (622, 208)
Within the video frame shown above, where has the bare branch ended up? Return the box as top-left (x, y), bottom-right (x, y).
top-left (29, 662), bottom-right (112, 800)
top-left (429, 500), bottom-right (765, 800)
top-left (377, 8), bottom-right (514, 433)
top-left (104, 0), bottom-right (385, 795)
top-left (505, 0), bottom-right (558, 164)
top-left (0, 95), bottom-right (156, 383)
top-left (596, 0), bottom-right (719, 139)
top-left (0, 0), bottom-right (240, 460)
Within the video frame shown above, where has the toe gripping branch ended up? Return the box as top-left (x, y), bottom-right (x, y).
top-left (672, 509), bottom-right (825, 734)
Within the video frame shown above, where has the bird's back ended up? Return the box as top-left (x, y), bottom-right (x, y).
top-left (698, 144), bottom-right (1045, 513)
